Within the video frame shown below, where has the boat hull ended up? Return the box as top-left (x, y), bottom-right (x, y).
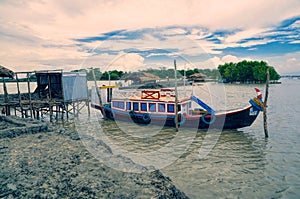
top-left (91, 104), bottom-right (260, 130)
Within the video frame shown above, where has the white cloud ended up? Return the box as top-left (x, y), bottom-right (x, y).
top-left (0, 0), bottom-right (299, 72)
top-left (290, 40), bottom-right (300, 44)
top-left (221, 55), bottom-right (240, 63)
top-left (109, 53), bottom-right (145, 72)
top-left (267, 52), bottom-right (300, 74)
top-left (224, 28), bottom-right (268, 43)
top-left (206, 55), bottom-right (254, 69)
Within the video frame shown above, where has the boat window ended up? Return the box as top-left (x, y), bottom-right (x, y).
top-left (167, 104), bottom-right (175, 113)
top-left (119, 102), bottom-right (124, 109)
top-left (149, 103), bottom-right (156, 112)
top-left (141, 103), bottom-right (147, 111)
top-left (112, 101), bottom-right (118, 108)
top-left (158, 103), bottom-right (165, 112)
top-left (126, 102), bottom-right (131, 110)
top-left (112, 101), bottom-right (125, 109)
top-left (133, 102), bottom-right (139, 111)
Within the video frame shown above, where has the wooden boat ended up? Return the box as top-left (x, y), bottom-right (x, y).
top-left (91, 86), bottom-right (264, 129)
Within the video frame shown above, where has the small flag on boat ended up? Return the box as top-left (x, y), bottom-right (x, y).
top-left (255, 87), bottom-right (262, 99)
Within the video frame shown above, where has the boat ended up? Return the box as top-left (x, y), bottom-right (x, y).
top-left (91, 86), bottom-right (265, 129)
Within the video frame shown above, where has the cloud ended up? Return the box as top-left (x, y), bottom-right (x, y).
top-left (81, 52), bottom-right (145, 72)
top-left (266, 52), bottom-right (300, 74)
top-left (221, 55), bottom-right (240, 63)
top-left (106, 52), bottom-right (145, 72)
top-left (0, 0), bottom-right (299, 73)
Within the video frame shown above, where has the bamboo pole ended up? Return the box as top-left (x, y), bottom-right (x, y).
top-left (174, 60), bottom-right (179, 132)
top-left (27, 72), bottom-right (33, 118)
top-left (91, 68), bottom-right (106, 117)
top-left (263, 67), bottom-right (270, 138)
top-left (16, 73), bottom-right (24, 118)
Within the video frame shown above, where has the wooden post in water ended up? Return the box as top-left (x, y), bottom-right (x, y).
top-left (2, 77), bottom-right (9, 115)
top-left (15, 73), bottom-right (24, 118)
top-left (263, 67), bottom-right (270, 138)
top-left (174, 60), bottom-right (179, 132)
top-left (91, 68), bottom-right (105, 117)
top-left (26, 72), bottom-right (33, 118)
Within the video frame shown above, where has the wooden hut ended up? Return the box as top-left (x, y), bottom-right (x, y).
top-left (0, 65), bottom-right (14, 115)
top-left (124, 72), bottom-right (160, 84)
top-left (1, 68), bottom-right (90, 120)
top-left (0, 65), bottom-right (14, 78)
top-left (188, 73), bottom-right (207, 82)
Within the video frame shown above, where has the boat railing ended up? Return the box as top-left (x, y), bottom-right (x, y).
top-left (112, 90), bottom-right (142, 100)
top-left (112, 88), bottom-right (193, 101)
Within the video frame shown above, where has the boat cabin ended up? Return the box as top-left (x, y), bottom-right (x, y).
top-left (111, 89), bottom-right (192, 115)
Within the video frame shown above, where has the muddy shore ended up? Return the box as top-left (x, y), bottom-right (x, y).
top-left (0, 116), bottom-right (188, 198)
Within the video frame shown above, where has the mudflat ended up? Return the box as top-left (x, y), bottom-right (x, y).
top-left (0, 116), bottom-right (188, 198)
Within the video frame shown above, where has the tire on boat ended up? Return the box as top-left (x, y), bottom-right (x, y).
top-left (174, 113), bottom-right (186, 126)
top-left (201, 113), bottom-right (216, 125)
top-left (129, 110), bottom-right (135, 117)
top-left (142, 112), bottom-right (151, 123)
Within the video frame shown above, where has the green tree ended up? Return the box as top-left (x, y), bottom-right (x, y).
top-left (218, 60), bottom-right (280, 83)
top-left (269, 66), bottom-right (281, 80)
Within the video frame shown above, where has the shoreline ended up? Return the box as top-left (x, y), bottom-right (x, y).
top-left (0, 116), bottom-right (189, 198)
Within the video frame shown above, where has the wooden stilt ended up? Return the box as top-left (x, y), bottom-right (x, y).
top-left (61, 105), bottom-right (64, 120)
top-left (56, 105), bottom-right (59, 119)
top-left (49, 103), bottom-right (53, 122)
top-left (73, 102), bottom-right (75, 116)
top-left (76, 102), bottom-right (79, 117)
top-left (2, 77), bottom-right (9, 115)
top-left (66, 103), bottom-right (69, 119)
top-left (27, 72), bottom-right (33, 118)
top-left (87, 100), bottom-right (90, 116)
top-left (15, 74), bottom-right (24, 118)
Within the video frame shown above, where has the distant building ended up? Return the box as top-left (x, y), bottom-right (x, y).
top-left (187, 73), bottom-right (207, 82)
top-left (124, 72), bottom-right (160, 84)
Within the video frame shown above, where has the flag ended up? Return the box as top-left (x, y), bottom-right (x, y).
top-left (254, 87), bottom-right (262, 99)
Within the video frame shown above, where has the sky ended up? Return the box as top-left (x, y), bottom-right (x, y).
top-left (0, 0), bottom-right (300, 74)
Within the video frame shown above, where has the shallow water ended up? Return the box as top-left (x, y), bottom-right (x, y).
top-left (3, 79), bottom-right (300, 198)
top-left (161, 79), bottom-right (300, 198)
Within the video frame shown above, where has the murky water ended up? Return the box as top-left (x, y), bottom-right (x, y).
top-left (161, 79), bottom-right (300, 198)
top-left (2, 79), bottom-right (300, 198)
top-left (71, 79), bottom-right (300, 198)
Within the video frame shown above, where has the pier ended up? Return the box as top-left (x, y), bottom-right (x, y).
top-left (0, 69), bottom-right (90, 121)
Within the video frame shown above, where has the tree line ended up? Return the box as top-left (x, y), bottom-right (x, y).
top-left (218, 60), bottom-right (280, 83)
top-left (72, 67), bottom-right (221, 81)
top-left (72, 60), bottom-right (280, 83)
top-left (71, 68), bottom-right (127, 81)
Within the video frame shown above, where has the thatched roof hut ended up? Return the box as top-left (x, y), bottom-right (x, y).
top-left (124, 72), bottom-right (160, 84)
top-left (0, 65), bottom-right (14, 78)
top-left (188, 73), bottom-right (207, 82)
